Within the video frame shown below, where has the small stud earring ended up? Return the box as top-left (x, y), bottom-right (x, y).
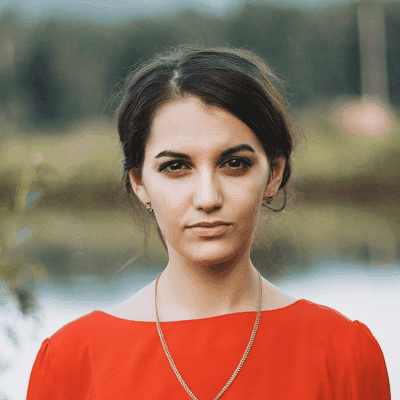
top-left (146, 203), bottom-right (153, 212)
top-left (265, 195), bottom-right (273, 205)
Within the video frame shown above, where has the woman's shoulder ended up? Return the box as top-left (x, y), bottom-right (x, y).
top-left (45, 306), bottom-right (153, 368)
top-left (285, 300), bottom-right (391, 396)
top-left (49, 310), bottom-right (111, 348)
top-left (107, 279), bottom-right (157, 321)
top-left (283, 298), bottom-right (360, 335)
top-left (284, 299), bottom-right (385, 357)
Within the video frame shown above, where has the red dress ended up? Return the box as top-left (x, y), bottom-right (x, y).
top-left (27, 299), bottom-right (391, 399)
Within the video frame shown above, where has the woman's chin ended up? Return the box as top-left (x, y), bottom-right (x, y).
top-left (182, 242), bottom-right (245, 266)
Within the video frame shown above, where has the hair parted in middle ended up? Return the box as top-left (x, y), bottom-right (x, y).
top-left (115, 44), bottom-right (300, 258)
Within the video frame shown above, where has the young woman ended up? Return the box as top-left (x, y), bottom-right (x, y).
top-left (27, 46), bottom-right (391, 399)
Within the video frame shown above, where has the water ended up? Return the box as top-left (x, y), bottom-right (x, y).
top-left (1, 259), bottom-right (399, 399)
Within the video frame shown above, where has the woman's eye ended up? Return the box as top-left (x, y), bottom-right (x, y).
top-left (158, 158), bottom-right (253, 175)
top-left (225, 158), bottom-right (253, 171)
top-left (159, 161), bottom-right (188, 174)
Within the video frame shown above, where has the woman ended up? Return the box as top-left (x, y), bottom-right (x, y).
top-left (27, 45), bottom-right (391, 399)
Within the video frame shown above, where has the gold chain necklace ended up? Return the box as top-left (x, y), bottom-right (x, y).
top-left (155, 270), bottom-right (263, 400)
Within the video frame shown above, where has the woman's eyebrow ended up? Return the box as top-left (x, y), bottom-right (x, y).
top-left (154, 144), bottom-right (256, 161)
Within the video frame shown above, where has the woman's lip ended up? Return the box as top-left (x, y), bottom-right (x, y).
top-left (189, 224), bottom-right (230, 237)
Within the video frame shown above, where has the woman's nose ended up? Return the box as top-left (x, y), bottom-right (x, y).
top-left (193, 172), bottom-right (223, 211)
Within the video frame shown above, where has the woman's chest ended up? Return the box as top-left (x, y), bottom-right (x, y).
top-left (88, 330), bottom-right (341, 400)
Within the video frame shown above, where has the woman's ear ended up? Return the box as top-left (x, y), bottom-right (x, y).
top-left (264, 156), bottom-right (286, 198)
top-left (129, 168), bottom-right (150, 206)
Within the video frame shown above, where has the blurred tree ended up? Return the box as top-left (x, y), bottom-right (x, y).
top-left (357, 1), bottom-right (389, 102)
top-left (311, 4), bottom-right (361, 100)
top-left (105, 18), bottom-right (181, 113)
top-left (0, 11), bottom-right (21, 122)
top-left (226, 4), bottom-right (313, 102)
top-left (385, 1), bottom-right (400, 105)
top-left (20, 48), bottom-right (65, 127)
top-left (0, 1), bottom-right (399, 132)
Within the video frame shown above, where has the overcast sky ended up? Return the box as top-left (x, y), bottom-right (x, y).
top-left (2, 0), bottom-right (357, 24)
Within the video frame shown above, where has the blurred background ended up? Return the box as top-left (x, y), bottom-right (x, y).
top-left (0, 0), bottom-right (399, 398)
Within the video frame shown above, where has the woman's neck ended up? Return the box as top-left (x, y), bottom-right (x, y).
top-left (156, 256), bottom-right (261, 321)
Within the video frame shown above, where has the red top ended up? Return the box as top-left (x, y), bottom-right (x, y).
top-left (27, 299), bottom-right (391, 399)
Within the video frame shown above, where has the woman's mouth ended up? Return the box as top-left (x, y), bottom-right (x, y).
top-left (189, 224), bottom-right (231, 237)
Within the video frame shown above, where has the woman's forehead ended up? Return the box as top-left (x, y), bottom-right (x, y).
top-left (147, 97), bottom-right (264, 156)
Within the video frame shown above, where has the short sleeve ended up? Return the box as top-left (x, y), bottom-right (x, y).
top-left (26, 337), bottom-right (93, 400)
top-left (27, 339), bottom-right (58, 399)
top-left (347, 321), bottom-right (391, 399)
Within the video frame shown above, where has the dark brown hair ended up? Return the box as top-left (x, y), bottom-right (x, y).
top-left (115, 45), bottom-right (299, 261)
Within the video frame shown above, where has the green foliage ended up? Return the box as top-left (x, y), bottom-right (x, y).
top-left (0, 147), bottom-right (48, 314)
top-left (0, 2), bottom-right (400, 132)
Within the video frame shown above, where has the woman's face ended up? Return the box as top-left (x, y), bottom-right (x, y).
top-left (130, 96), bottom-right (285, 266)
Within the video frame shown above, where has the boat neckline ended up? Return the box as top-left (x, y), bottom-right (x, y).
top-left (96, 298), bottom-right (307, 324)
